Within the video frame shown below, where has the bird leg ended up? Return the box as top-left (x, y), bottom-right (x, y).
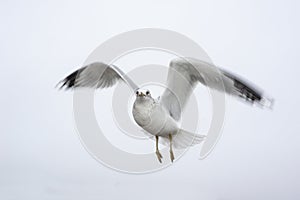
top-left (155, 135), bottom-right (163, 163)
top-left (169, 134), bottom-right (175, 162)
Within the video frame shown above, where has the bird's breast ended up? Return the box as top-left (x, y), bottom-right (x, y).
top-left (132, 102), bottom-right (152, 127)
top-left (132, 101), bottom-right (178, 136)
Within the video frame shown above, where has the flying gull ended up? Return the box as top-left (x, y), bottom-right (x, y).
top-left (58, 57), bottom-right (273, 163)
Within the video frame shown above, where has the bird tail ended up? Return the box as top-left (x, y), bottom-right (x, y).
top-left (172, 129), bottom-right (206, 149)
top-left (221, 69), bottom-right (274, 109)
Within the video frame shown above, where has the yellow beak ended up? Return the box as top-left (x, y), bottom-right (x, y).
top-left (138, 93), bottom-right (145, 97)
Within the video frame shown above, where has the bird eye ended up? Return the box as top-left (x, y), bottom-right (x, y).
top-left (136, 91), bottom-right (139, 95)
top-left (146, 91), bottom-right (150, 95)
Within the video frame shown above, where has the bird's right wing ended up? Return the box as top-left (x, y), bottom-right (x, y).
top-left (57, 62), bottom-right (139, 91)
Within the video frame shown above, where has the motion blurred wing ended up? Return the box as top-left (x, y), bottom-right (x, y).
top-left (160, 57), bottom-right (273, 121)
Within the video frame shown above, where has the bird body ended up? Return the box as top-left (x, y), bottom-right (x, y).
top-left (132, 91), bottom-right (179, 137)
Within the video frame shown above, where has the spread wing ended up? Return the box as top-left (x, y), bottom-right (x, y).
top-left (160, 57), bottom-right (274, 121)
top-left (57, 62), bottom-right (139, 91)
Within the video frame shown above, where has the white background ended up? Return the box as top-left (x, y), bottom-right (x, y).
top-left (1, 0), bottom-right (299, 199)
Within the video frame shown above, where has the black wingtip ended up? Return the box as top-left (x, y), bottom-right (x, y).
top-left (56, 68), bottom-right (83, 90)
top-left (221, 69), bottom-right (274, 109)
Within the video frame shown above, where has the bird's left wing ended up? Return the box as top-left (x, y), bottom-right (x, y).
top-left (57, 62), bottom-right (139, 91)
top-left (160, 57), bottom-right (273, 121)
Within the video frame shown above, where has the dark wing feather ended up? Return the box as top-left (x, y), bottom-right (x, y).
top-left (57, 62), bottom-right (139, 91)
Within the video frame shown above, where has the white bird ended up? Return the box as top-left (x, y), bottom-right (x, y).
top-left (58, 57), bottom-right (273, 163)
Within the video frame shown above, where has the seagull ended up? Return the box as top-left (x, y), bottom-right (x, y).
top-left (58, 57), bottom-right (273, 163)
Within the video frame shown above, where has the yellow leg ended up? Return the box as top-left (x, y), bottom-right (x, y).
top-left (155, 135), bottom-right (163, 163)
top-left (169, 134), bottom-right (175, 162)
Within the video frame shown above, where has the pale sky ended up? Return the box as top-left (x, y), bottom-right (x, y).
top-left (0, 0), bottom-right (299, 199)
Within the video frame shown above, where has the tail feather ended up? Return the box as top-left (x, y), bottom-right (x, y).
top-left (172, 129), bottom-right (205, 149)
top-left (142, 129), bottom-right (205, 149)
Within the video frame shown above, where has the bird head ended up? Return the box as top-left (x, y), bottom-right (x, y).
top-left (135, 89), bottom-right (152, 99)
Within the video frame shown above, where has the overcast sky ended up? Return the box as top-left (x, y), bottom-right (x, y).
top-left (1, 0), bottom-right (300, 199)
